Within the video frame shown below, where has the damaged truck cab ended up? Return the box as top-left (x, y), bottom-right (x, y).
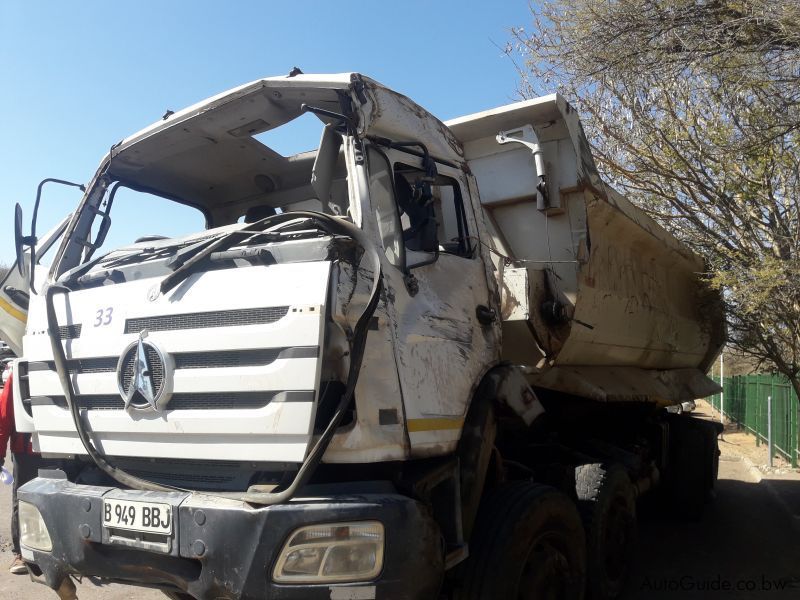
top-left (10, 73), bottom-right (723, 600)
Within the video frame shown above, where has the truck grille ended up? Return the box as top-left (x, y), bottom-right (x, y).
top-left (26, 347), bottom-right (317, 374)
top-left (124, 306), bottom-right (289, 333)
top-left (174, 347), bottom-right (318, 369)
top-left (28, 357), bottom-right (118, 373)
top-left (57, 324), bottom-right (82, 340)
top-left (31, 390), bottom-right (314, 411)
top-left (111, 457), bottom-right (257, 491)
top-left (119, 345), bottom-right (165, 394)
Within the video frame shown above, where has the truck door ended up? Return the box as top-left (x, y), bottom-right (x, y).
top-left (0, 213), bottom-right (71, 355)
top-left (365, 145), bottom-right (498, 454)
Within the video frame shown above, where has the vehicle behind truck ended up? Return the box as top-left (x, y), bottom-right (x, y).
top-left (6, 72), bottom-right (724, 600)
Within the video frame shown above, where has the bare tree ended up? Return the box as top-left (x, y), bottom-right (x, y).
top-left (509, 0), bottom-right (800, 398)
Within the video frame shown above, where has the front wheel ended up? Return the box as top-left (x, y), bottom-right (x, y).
top-left (457, 481), bottom-right (586, 600)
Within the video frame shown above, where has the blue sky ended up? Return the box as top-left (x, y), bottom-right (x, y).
top-left (0, 1), bottom-right (532, 265)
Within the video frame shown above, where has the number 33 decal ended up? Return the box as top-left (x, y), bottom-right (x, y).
top-left (94, 307), bottom-right (113, 327)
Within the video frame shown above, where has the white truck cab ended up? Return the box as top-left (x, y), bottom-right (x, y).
top-left (14, 73), bottom-right (723, 600)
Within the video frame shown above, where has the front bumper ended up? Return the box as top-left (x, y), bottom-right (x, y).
top-left (19, 475), bottom-right (443, 600)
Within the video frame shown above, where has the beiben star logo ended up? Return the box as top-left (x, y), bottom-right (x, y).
top-left (117, 330), bottom-right (173, 411)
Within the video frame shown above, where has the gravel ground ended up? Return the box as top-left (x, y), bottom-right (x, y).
top-left (698, 399), bottom-right (800, 474)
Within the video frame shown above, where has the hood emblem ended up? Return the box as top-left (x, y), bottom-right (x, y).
top-left (117, 330), bottom-right (172, 411)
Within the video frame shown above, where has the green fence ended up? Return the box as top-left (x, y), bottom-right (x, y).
top-left (709, 374), bottom-right (799, 467)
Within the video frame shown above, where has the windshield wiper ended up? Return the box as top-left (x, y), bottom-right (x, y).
top-left (160, 219), bottom-right (304, 294)
top-left (166, 235), bottom-right (224, 270)
top-left (159, 216), bottom-right (322, 294)
top-left (76, 268), bottom-right (125, 287)
top-left (59, 237), bottom-right (211, 289)
top-left (209, 245), bottom-right (276, 264)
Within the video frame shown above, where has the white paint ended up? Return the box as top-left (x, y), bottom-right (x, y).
top-left (448, 94), bottom-right (723, 398)
top-left (19, 73), bottom-right (723, 471)
top-left (26, 262), bottom-right (330, 463)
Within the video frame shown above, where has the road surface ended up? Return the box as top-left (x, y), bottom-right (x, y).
top-left (622, 454), bottom-right (800, 599)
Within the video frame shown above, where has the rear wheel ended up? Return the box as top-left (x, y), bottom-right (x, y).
top-left (458, 481), bottom-right (586, 600)
top-left (575, 463), bottom-right (636, 600)
top-left (698, 420), bottom-right (721, 491)
top-left (665, 417), bottom-right (715, 519)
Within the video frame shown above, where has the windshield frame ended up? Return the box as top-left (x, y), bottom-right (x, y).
top-left (50, 131), bottom-right (362, 283)
top-left (50, 167), bottom-right (214, 280)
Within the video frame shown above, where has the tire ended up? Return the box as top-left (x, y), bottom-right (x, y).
top-left (709, 429), bottom-right (720, 486)
top-left (666, 422), bottom-right (708, 519)
top-left (689, 419), bottom-right (721, 491)
top-left (161, 592), bottom-right (194, 600)
top-left (457, 481), bottom-right (586, 600)
top-left (574, 463), bottom-right (636, 600)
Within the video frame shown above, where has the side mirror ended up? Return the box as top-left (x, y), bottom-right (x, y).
top-left (14, 203), bottom-right (34, 279)
top-left (14, 203), bottom-right (23, 275)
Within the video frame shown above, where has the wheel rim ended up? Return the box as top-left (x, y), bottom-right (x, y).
top-left (518, 531), bottom-right (575, 600)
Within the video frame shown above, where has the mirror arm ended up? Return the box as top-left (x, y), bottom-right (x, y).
top-left (28, 178), bottom-right (86, 294)
top-left (406, 248), bottom-right (439, 272)
top-left (402, 249), bottom-right (440, 296)
top-left (32, 178), bottom-right (86, 241)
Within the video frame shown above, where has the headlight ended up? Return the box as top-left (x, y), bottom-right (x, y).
top-left (272, 521), bottom-right (384, 583)
top-left (19, 501), bottom-right (52, 552)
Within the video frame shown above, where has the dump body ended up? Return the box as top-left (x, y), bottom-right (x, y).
top-left (447, 95), bottom-right (724, 403)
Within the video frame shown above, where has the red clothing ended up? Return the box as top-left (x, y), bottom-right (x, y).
top-left (0, 371), bottom-right (34, 460)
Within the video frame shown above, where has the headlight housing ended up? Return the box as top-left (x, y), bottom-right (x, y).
top-left (19, 501), bottom-right (52, 552)
top-left (272, 521), bottom-right (384, 583)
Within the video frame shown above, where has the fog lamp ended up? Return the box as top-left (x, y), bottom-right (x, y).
top-left (272, 521), bottom-right (384, 583)
top-left (19, 501), bottom-right (52, 552)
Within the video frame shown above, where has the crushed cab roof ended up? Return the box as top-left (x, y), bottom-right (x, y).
top-left (104, 73), bottom-right (464, 217)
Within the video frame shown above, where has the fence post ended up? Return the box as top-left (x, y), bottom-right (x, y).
top-left (720, 352), bottom-right (725, 424)
top-left (768, 395), bottom-right (774, 468)
top-left (754, 377), bottom-right (760, 447)
top-left (794, 381), bottom-right (799, 468)
top-left (795, 400), bottom-right (799, 468)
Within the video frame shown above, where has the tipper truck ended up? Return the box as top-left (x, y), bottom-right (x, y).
top-left (3, 72), bottom-right (724, 600)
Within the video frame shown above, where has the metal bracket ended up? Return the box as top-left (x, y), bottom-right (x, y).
top-left (496, 124), bottom-right (556, 212)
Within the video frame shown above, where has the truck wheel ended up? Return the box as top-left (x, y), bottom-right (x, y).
top-left (574, 463), bottom-right (636, 600)
top-left (694, 420), bottom-right (721, 491)
top-left (667, 424), bottom-right (708, 519)
top-left (458, 481), bottom-right (586, 600)
top-left (709, 428), bottom-right (720, 487)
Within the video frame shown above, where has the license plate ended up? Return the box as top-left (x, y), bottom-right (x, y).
top-left (103, 498), bottom-right (173, 534)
